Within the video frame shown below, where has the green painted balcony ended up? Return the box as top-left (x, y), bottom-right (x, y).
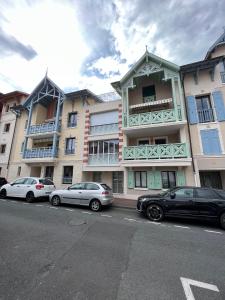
top-left (125, 108), bottom-right (182, 127)
top-left (123, 143), bottom-right (188, 160)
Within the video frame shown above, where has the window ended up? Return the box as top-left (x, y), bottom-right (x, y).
top-left (21, 142), bottom-right (25, 153)
top-left (154, 137), bottom-right (167, 145)
top-left (175, 188), bottom-right (194, 198)
top-left (39, 178), bottom-right (54, 185)
top-left (161, 171), bottom-right (176, 189)
top-left (4, 123), bottom-right (10, 132)
top-left (5, 105), bottom-right (9, 112)
top-left (62, 166), bottom-right (73, 184)
top-left (195, 188), bottom-right (218, 199)
top-left (196, 95), bottom-right (213, 123)
top-left (25, 178), bottom-right (37, 185)
top-left (13, 178), bottom-right (27, 185)
top-left (135, 171), bottom-right (147, 188)
top-left (65, 138), bottom-right (75, 154)
top-left (68, 112), bottom-right (77, 127)
top-left (69, 182), bottom-right (85, 190)
top-left (215, 189), bottom-right (225, 199)
top-left (17, 166), bottom-right (21, 176)
top-left (138, 139), bottom-right (149, 146)
top-left (101, 184), bottom-right (112, 191)
top-left (89, 140), bottom-right (119, 154)
top-left (142, 85), bottom-right (156, 102)
top-left (93, 172), bottom-right (102, 182)
top-left (0, 144), bottom-right (6, 154)
top-left (85, 183), bottom-right (100, 190)
top-left (200, 129), bottom-right (221, 155)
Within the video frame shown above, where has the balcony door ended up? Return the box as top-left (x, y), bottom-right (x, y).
top-left (112, 172), bottom-right (124, 194)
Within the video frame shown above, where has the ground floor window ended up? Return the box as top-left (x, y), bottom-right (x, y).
top-left (135, 171), bottom-right (147, 188)
top-left (45, 166), bottom-right (54, 180)
top-left (161, 171), bottom-right (176, 189)
top-left (200, 171), bottom-right (222, 189)
top-left (63, 166), bottom-right (73, 184)
top-left (93, 172), bottom-right (102, 183)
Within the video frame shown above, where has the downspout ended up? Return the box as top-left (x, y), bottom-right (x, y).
top-left (6, 113), bottom-right (18, 179)
top-left (180, 73), bottom-right (197, 186)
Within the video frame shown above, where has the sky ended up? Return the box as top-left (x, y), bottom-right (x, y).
top-left (0, 0), bottom-right (225, 95)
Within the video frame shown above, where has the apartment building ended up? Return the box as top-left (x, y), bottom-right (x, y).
top-left (8, 76), bottom-right (102, 187)
top-left (0, 91), bottom-right (28, 178)
top-left (111, 50), bottom-right (195, 196)
top-left (181, 30), bottom-right (225, 189)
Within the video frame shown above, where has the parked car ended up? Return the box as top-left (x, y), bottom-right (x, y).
top-left (0, 177), bottom-right (55, 202)
top-left (50, 182), bottom-right (113, 211)
top-left (137, 186), bottom-right (225, 229)
top-left (0, 177), bottom-right (7, 188)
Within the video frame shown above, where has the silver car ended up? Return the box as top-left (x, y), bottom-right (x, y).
top-left (49, 182), bottom-right (113, 211)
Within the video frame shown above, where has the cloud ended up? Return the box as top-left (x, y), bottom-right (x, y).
top-left (0, 27), bottom-right (37, 60)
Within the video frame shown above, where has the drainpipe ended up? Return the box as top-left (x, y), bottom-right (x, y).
top-left (180, 74), bottom-right (197, 186)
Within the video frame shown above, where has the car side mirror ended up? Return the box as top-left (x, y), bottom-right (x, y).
top-left (170, 191), bottom-right (176, 199)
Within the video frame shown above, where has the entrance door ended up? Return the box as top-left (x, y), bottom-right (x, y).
top-left (200, 171), bottom-right (222, 189)
top-left (112, 172), bottom-right (123, 193)
top-left (45, 166), bottom-right (54, 180)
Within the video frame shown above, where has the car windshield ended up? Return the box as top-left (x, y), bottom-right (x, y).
top-left (101, 184), bottom-right (111, 191)
top-left (39, 178), bottom-right (54, 185)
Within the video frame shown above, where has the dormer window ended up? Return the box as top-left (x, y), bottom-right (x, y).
top-left (142, 85), bottom-right (156, 103)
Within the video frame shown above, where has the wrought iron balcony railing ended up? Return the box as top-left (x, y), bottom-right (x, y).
top-left (88, 153), bottom-right (119, 165)
top-left (123, 143), bottom-right (188, 160)
top-left (197, 109), bottom-right (214, 123)
top-left (127, 108), bottom-right (182, 127)
top-left (90, 123), bottom-right (119, 135)
top-left (24, 147), bottom-right (57, 159)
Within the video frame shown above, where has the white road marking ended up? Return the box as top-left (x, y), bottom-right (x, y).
top-left (1, 199), bottom-right (6, 202)
top-left (65, 209), bottom-right (73, 212)
top-left (49, 207), bottom-right (58, 210)
top-left (146, 221), bottom-right (161, 225)
top-left (124, 218), bottom-right (140, 222)
top-left (204, 230), bottom-right (223, 235)
top-left (180, 277), bottom-right (219, 300)
top-left (174, 225), bottom-right (190, 229)
top-left (11, 200), bottom-right (17, 203)
top-left (23, 203), bottom-right (29, 205)
top-left (100, 214), bottom-right (112, 218)
top-left (82, 211), bottom-right (92, 215)
top-left (35, 204), bottom-right (43, 207)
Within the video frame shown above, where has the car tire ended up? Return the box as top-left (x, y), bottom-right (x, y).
top-left (90, 199), bottom-right (101, 212)
top-left (220, 212), bottom-right (225, 230)
top-left (0, 189), bottom-right (7, 199)
top-left (146, 204), bottom-right (164, 222)
top-left (51, 195), bottom-right (60, 206)
top-left (26, 191), bottom-right (35, 203)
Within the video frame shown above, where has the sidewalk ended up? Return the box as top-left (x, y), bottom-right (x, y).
top-left (112, 194), bottom-right (137, 209)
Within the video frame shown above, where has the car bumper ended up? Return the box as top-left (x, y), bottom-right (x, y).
top-left (101, 198), bottom-right (114, 206)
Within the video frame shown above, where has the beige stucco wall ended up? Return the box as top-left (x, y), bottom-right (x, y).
top-left (128, 76), bottom-right (172, 106)
top-left (210, 45), bottom-right (225, 59)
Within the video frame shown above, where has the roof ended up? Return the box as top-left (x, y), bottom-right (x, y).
top-left (205, 29), bottom-right (225, 59)
top-left (0, 91), bottom-right (28, 103)
top-left (66, 89), bottom-right (103, 102)
top-left (180, 55), bottom-right (224, 74)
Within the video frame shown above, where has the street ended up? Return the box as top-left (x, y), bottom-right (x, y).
top-left (0, 198), bottom-right (224, 300)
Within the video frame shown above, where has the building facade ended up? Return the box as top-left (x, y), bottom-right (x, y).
top-left (0, 91), bottom-right (28, 178)
top-left (181, 30), bottom-right (225, 189)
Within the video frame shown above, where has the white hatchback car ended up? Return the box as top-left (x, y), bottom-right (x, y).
top-left (0, 177), bottom-right (55, 202)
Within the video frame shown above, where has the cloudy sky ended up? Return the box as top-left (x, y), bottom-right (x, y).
top-left (0, 0), bottom-right (225, 95)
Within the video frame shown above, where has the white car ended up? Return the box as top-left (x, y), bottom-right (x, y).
top-left (0, 177), bottom-right (55, 202)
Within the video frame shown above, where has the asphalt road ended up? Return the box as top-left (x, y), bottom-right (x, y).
top-left (0, 198), bottom-right (224, 300)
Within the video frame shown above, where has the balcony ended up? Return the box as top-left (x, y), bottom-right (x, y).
top-left (197, 109), bottom-right (214, 123)
top-left (90, 123), bottom-right (119, 135)
top-left (123, 143), bottom-right (188, 160)
top-left (88, 153), bottom-right (119, 165)
top-left (27, 121), bottom-right (60, 135)
top-left (24, 147), bottom-right (57, 159)
top-left (126, 108), bottom-right (182, 128)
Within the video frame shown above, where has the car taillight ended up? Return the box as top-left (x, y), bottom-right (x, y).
top-left (102, 191), bottom-right (109, 195)
top-left (35, 184), bottom-right (44, 190)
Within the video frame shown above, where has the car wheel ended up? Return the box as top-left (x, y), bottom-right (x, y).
top-left (90, 199), bottom-right (101, 212)
top-left (26, 191), bottom-right (35, 203)
top-left (51, 195), bottom-right (60, 206)
top-left (0, 189), bottom-right (7, 199)
top-left (146, 204), bottom-right (164, 222)
top-left (220, 212), bottom-right (225, 230)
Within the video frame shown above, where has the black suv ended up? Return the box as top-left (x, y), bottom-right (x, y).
top-left (137, 187), bottom-right (225, 229)
top-left (0, 177), bottom-right (7, 188)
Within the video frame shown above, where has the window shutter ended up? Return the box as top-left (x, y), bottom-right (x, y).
top-left (153, 171), bottom-right (162, 189)
top-left (147, 171), bottom-right (154, 189)
top-left (200, 129), bottom-right (221, 155)
top-left (176, 170), bottom-right (186, 186)
top-left (128, 171), bottom-right (134, 188)
top-left (212, 91), bottom-right (225, 121)
top-left (186, 96), bottom-right (198, 124)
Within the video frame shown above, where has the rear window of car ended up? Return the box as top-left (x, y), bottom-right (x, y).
top-left (101, 184), bottom-right (111, 191)
top-left (214, 189), bottom-right (225, 199)
top-left (85, 183), bottom-right (100, 190)
top-left (39, 178), bottom-right (54, 185)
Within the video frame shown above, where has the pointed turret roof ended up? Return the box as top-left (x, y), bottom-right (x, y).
top-left (205, 28), bottom-right (225, 59)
